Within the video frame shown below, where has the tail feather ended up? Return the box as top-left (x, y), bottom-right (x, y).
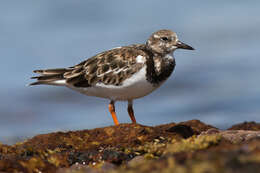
top-left (31, 74), bottom-right (64, 81)
top-left (33, 68), bottom-right (70, 75)
top-left (29, 81), bottom-right (52, 86)
top-left (30, 68), bottom-right (72, 86)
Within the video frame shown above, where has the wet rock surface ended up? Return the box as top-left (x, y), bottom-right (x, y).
top-left (0, 120), bottom-right (260, 173)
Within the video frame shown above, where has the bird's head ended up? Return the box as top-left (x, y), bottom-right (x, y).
top-left (146, 29), bottom-right (194, 55)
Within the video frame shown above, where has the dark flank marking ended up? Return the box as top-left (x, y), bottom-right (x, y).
top-left (74, 81), bottom-right (90, 87)
top-left (66, 74), bottom-right (89, 87)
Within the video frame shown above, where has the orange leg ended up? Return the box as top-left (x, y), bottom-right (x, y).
top-left (108, 101), bottom-right (119, 125)
top-left (128, 100), bottom-right (137, 124)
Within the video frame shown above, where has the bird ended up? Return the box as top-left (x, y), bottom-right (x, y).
top-left (30, 29), bottom-right (194, 126)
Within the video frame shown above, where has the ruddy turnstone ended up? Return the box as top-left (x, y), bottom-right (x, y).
top-left (30, 29), bottom-right (194, 125)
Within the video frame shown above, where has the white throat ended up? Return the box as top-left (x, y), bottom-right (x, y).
top-left (164, 53), bottom-right (174, 60)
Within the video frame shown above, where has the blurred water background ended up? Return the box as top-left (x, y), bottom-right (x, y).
top-left (1, 0), bottom-right (260, 144)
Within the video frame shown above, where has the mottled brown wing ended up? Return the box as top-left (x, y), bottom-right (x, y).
top-left (64, 45), bottom-right (147, 87)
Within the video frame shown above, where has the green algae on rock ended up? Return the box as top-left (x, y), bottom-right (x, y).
top-left (0, 120), bottom-right (260, 173)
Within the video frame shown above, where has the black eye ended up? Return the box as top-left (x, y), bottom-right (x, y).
top-left (161, 37), bottom-right (169, 41)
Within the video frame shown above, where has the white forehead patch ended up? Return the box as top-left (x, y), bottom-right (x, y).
top-left (171, 46), bottom-right (177, 49)
top-left (136, 55), bottom-right (145, 63)
top-left (164, 53), bottom-right (174, 60)
top-left (112, 46), bottom-right (122, 49)
top-left (153, 34), bottom-right (160, 38)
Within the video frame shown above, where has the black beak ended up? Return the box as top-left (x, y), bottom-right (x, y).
top-left (176, 41), bottom-right (194, 50)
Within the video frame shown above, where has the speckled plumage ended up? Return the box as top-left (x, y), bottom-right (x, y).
top-left (66, 45), bottom-right (148, 87)
top-left (30, 29), bottom-right (194, 125)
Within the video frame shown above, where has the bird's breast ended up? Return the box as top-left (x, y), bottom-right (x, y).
top-left (145, 54), bottom-right (175, 85)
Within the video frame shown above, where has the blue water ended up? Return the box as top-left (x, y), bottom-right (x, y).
top-left (1, 1), bottom-right (260, 144)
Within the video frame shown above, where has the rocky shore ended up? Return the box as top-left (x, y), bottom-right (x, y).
top-left (0, 120), bottom-right (260, 173)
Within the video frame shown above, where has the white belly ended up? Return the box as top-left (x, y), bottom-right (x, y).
top-left (68, 66), bottom-right (161, 101)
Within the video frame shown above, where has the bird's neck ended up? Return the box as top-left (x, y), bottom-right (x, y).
top-left (145, 52), bottom-right (176, 85)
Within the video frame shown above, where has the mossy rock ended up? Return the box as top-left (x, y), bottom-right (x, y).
top-left (0, 120), bottom-right (260, 173)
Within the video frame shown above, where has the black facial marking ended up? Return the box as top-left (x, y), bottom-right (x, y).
top-left (161, 37), bottom-right (169, 41)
